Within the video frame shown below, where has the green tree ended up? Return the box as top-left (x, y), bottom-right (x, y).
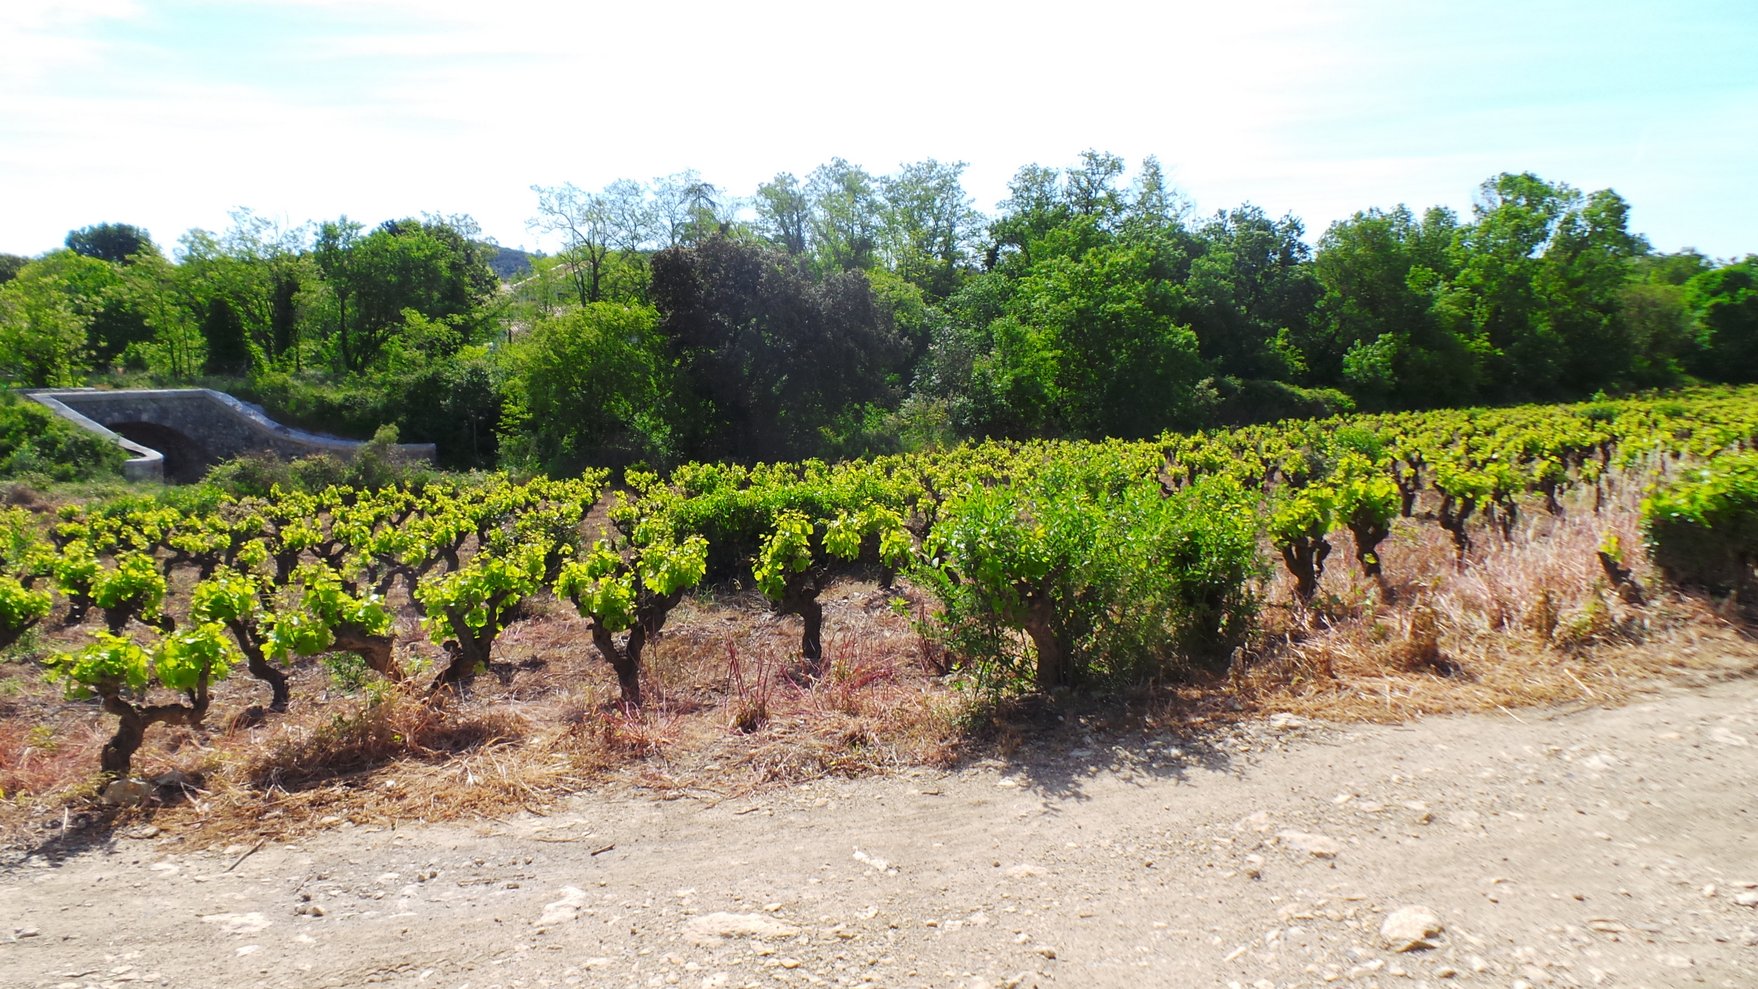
top-left (502, 302), bottom-right (669, 472)
top-left (65, 222), bottom-right (155, 264)
top-left (0, 254), bottom-right (28, 285)
top-left (312, 217), bottom-right (365, 368)
top-left (753, 172), bottom-right (810, 255)
top-left (178, 209), bottom-right (310, 366)
top-left (529, 182), bottom-right (613, 306)
top-left (1612, 250), bottom-right (1711, 386)
top-left (651, 236), bottom-right (905, 461)
top-left (313, 216), bottom-right (496, 372)
top-left (652, 170), bottom-right (727, 247)
top-left (806, 159), bottom-right (882, 273)
top-left (201, 296), bottom-right (250, 375)
top-left (1311, 205), bottom-right (1475, 406)
top-left (119, 250), bottom-right (204, 379)
top-left (1684, 256), bottom-right (1758, 382)
top-left (1449, 172), bottom-right (1581, 398)
top-left (1184, 205), bottom-right (1319, 381)
top-left (0, 254), bottom-right (97, 386)
top-left (1005, 230), bottom-right (1209, 438)
top-left (1539, 189), bottom-right (1648, 392)
top-left (879, 159), bottom-right (981, 300)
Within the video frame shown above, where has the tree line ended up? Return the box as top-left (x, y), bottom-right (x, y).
top-left (1, 154), bottom-right (1753, 474)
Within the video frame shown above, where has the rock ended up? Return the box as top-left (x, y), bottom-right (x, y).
top-left (1708, 727), bottom-right (1748, 747)
top-left (101, 779), bottom-right (153, 806)
top-left (1277, 830), bottom-right (1342, 858)
top-left (122, 825), bottom-right (160, 840)
top-left (681, 912), bottom-right (801, 947)
top-left (1380, 906), bottom-right (1443, 951)
top-left (1243, 854), bottom-right (1264, 879)
top-left (853, 849), bottom-right (897, 874)
top-left (14, 927), bottom-right (39, 939)
top-left (1733, 891), bottom-right (1758, 908)
top-left (535, 886), bottom-right (587, 927)
top-left (200, 912), bottom-right (271, 936)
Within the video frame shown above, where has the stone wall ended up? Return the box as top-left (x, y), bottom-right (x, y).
top-left (24, 388), bottom-right (437, 483)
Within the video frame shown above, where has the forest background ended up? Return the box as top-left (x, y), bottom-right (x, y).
top-left (2, 153), bottom-right (1754, 476)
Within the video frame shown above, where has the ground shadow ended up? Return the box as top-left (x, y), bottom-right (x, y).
top-left (955, 688), bottom-right (1252, 804)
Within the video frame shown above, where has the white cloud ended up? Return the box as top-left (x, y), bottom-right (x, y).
top-left (1, 0), bottom-right (1754, 256)
top-left (0, 0), bottom-right (142, 86)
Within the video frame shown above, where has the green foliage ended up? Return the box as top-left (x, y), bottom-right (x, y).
top-left (753, 512), bottom-right (815, 600)
top-left (1268, 486), bottom-right (1334, 546)
top-left (0, 393), bottom-right (127, 481)
top-left (1684, 257), bottom-right (1758, 382)
top-left (0, 253), bottom-right (99, 386)
top-left (1146, 477), bottom-right (1264, 660)
top-left (1208, 377), bottom-right (1356, 428)
top-left (1642, 451), bottom-right (1758, 594)
top-left (313, 215), bottom-right (497, 374)
top-left (45, 631), bottom-right (149, 698)
top-left (501, 302), bottom-right (668, 473)
top-left (65, 223), bottom-right (155, 264)
top-left (650, 236), bottom-right (907, 462)
top-left (156, 621), bottom-right (238, 692)
top-left (90, 552), bottom-right (167, 622)
top-left (0, 575), bottom-right (51, 641)
top-left (555, 535), bottom-right (707, 632)
top-left (913, 470), bottom-right (1262, 691)
top-left (416, 541), bottom-right (548, 644)
top-left (45, 623), bottom-right (237, 700)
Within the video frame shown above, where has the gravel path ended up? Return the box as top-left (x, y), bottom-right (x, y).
top-left (4, 673), bottom-right (1756, 989)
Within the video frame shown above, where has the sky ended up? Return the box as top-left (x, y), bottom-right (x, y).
top-left (2, 0), bottom-right (1755, 260)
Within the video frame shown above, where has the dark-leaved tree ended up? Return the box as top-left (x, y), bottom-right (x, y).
top-left (651, 237), bottom-right (905, 462)
top-left (66, 223), bottom-right (156, 264)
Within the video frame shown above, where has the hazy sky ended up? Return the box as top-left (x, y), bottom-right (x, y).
top-left (3, 0), bottom-right (1754, 259)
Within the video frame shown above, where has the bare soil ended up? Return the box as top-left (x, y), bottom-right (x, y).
top-left (4, 663), bottom-right (1755, 989)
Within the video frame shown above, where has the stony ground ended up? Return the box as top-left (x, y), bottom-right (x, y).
top-left (3, 671), bottom-right (1756, 989)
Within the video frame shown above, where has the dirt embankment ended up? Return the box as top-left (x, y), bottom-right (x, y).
top-left (4, 669), bottom-right (1757, 989)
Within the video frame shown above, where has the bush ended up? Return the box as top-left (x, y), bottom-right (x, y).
top-left (1642, 452), bottom-right (1758, 596)
top-left (0, 393), bottom-right (127, 482)
top-left (239, 357), bottom-right (503, 472)
top-left (1207, 376), bottom-right (1356, 428)
top-left (912, 472), bottom-right (1262, 692)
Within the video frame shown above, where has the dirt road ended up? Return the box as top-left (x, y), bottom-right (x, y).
top-left (4, 674), bottom-right (1756, 989)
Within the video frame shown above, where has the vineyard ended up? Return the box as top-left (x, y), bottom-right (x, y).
top-left (2, 386), bottom-right (1757, 840)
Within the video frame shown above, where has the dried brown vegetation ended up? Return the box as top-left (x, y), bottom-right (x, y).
top-left (1, 463), bottom-right (1753, 854)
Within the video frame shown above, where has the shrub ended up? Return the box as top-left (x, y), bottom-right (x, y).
top-left (912, 473), bottom-right (1262, 692)
top-left (1207, 376), bottom-right (1356, 428)
top-left (0, 393), bottom-right (127, 482)
top-left (1642, 451), bottom-right (1758, 596)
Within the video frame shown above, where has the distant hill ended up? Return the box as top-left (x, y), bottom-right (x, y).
top-left (486, 244), bottom-right (537, 281)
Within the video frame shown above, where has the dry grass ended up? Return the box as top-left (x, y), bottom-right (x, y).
top-left (2, 463), bottom-right (1755, 854)
top-left (1232, 465), bottom-right (1758, 723)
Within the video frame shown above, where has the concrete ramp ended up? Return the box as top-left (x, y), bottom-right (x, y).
top-left (25, 388), bottom-right (436, 483)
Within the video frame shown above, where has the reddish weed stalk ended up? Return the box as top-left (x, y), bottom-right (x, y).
top-left (725, 640), bottom-right (778, 733)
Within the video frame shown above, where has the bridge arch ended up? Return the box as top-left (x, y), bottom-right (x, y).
top-left (23, 388), bottom-right (435, 483)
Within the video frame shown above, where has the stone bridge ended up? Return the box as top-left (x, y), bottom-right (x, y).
top-left (25, 388), bottom-right (436, 483)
